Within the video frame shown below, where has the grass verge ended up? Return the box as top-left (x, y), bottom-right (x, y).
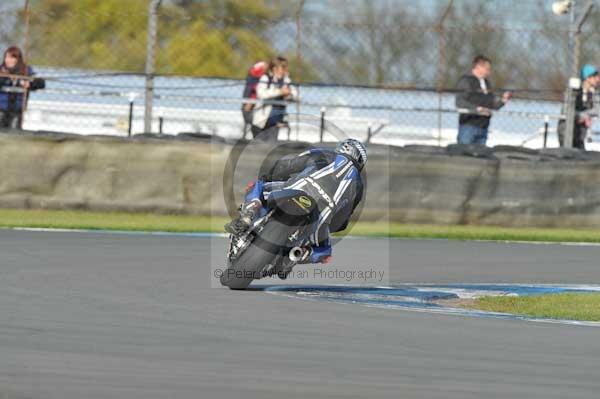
top-left (2, 208), bottom-right (600, 243)
top-left (467, 293), bottom-right (600, 322)
top-left (0, 208), bottom-right (222, 233)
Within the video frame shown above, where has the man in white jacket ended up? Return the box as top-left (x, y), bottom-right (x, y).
top-left (251, 56), bottom-right (297, 141)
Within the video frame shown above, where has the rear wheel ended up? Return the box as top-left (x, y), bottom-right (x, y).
top-left (220, 219), bottom-right (293, 290)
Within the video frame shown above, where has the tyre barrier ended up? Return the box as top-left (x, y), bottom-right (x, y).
top-left (1, 129), bottom-right (600, 227)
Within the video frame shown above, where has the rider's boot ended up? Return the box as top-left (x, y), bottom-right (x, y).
top-left (224, 180), bottom-right (265, 235)
top-left (224, 200), bottom-right (261, 235)
top-left (310, 244), bottom-right (333, 264)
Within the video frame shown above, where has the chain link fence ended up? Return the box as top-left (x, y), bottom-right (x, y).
top-left (2, 0), bottom-right (600, 148)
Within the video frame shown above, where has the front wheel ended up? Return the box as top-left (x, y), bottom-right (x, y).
top-left (220, 219), bottom-right (293, 290)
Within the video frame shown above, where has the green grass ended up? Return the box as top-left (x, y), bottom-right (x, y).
top-left (377, 223), bottom-right (600, 243)
top-left (469, 293), bottom-right (600, 322)
top-left (0, 208), bottom-right (222, 233)
top-left (2, 208), bottom-right (600, 243)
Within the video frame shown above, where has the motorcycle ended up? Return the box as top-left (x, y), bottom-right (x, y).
top-left (220, 183), bottom-right (319, 290)
top-left (220, 115), bottom-right (353, 290)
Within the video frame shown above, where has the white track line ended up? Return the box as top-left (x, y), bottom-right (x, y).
top-left (5, 226), bottom-right (600, 247)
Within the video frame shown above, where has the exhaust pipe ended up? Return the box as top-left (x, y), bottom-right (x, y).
top-left (289, 246), bottom-right (309, 262)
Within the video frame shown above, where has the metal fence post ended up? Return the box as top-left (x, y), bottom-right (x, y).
top-left (294, 0), bottom-right (305, 141)
top-left (21, 0), bottom-right (30, 59)
top-left (572, 1), bottom-right (594, 76)
top-left (436, 0), bottom-right (453, 147)
top-left (563, 82), bottom-right (577, 148)
top-left (319, 107), bottom-right (326, 142)
top-left (563, 0), bottom-right (594, 148)
top-left (144, 0), bottom-right (161, 134)
top-left (128, 99), bottom-right (134, 137)
top-left (19, 0), bottom-right (31, 129)
top-left (543, 115), bottom-right (549, 148)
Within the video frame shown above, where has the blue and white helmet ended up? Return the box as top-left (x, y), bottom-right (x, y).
top-left (335, 139), bottom-right (367, 171)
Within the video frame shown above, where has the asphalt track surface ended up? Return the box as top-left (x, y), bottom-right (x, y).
top-left (2, 230), bottom-right (600, 398)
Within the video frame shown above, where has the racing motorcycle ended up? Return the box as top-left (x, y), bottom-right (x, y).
top-left (220, 183), bottom-right (319, 290)
top-left (220, 116), bottom-right (355, 290)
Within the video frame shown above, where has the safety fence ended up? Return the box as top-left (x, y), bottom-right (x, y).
top-left (16, 68), bottom-right (570, 149)
top-left (1, 0), bottom-right (600, 148)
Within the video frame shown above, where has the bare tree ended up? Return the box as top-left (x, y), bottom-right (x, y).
top-left (300, 0), bottom-right (427, 86)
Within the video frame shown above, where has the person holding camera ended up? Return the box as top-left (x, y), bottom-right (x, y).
top-left (251, 56), bottom-right (297, 142)
top-left (455, 55), bottom-right (511, 145)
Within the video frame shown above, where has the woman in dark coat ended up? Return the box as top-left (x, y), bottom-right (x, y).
top-left (0, 46), bottom-right (45, 129)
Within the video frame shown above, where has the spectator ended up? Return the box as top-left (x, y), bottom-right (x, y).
top-left (241, 61), bottom-right (267, 138)
top-left (455, 55), bottom-right (511, 145)
top-left (0, 46), bottom-right (45, 129)
top-left (557, 64), bottom-right (600, 150)
top-left (251, 56), bottom-right (297, 142)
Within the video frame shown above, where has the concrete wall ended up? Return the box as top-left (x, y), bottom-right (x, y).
top-left (0, 132), bottom-right (226, 215)
top-left (2, 131), bottom-right (600, 227)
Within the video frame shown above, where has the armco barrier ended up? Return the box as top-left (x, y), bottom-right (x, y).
top-left (1, 130), bottom-right (600, 228)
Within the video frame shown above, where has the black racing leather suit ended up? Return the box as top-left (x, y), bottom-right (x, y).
top-left (261, 148), bottom-right (364, 247)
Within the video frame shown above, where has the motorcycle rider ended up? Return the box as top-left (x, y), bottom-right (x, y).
top-left (225, 138), bottom-right (367, 264)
